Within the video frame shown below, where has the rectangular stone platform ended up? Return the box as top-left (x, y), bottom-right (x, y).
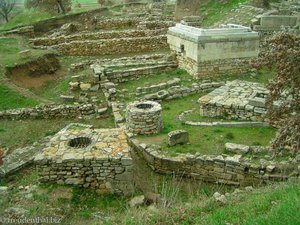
top-left (198, 80), bottom-right (269, 121)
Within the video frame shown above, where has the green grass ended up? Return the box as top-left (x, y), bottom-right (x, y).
top-left (0, 167), bottom-right (127, 225)
top-left (119, 183), bottom-right (300, 225)
top-left (137, 94), bottom-right (276, 156)
top-left (0, 9), bottom-right (53, 31)
top-left (216, 68), bottom-right (276, 85)
top-left (0, 5), bottom-right (103, 31)
top-left (200, 0), bottom-right (248, 27)
top-left (0, 84), bottom-right (38, 110)
top-left (0, 37), bottom-right (51, 70)
top-left (0, 117), bottom-right (115, 149)
top-left (202, 184), bottom-right (300, 225)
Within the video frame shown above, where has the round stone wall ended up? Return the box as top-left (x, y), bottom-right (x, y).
top-left (126, 101), bottom-right (163, 135)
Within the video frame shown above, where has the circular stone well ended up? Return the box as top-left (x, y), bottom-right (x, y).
top-left (126, 101), bottom-right (163, 135)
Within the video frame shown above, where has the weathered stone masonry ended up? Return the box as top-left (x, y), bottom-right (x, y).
top-left (0, 104), bottom-right (103, 120)
top-left (30, 29), bottom-right (167, 47)
top-left (129, 139), bottom-right (300, 186)
top-left (198, 80), bottom-right (271, 122)
top-left (52, 36), bottom-right (168, 56)
top-left (34, 125), bottom-right (134, 195)
top-left (126, 101), bottom-right (163, 135)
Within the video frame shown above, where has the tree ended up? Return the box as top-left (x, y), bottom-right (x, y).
top-left (98, 0), bottom-right (105, 7)
top-left (258, 32), bottom-right (300, 156)
top-left (0, 0), bottom-right (16, 22)
top-left (25, 0), bottom-right (71, 14)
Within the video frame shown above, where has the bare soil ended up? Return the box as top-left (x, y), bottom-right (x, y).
top-left (9, 68), bottom-right (66, 89)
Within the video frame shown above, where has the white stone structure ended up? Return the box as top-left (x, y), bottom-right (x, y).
top-left (167, 24), bottom-right (260, 78)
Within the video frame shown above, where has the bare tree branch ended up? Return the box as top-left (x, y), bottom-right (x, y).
top-left (0, 0), bottom-right (16, 22)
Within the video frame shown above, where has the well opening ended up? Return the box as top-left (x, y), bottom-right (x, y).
top-left (136, 103), bottom-right (154, 109)
top-left (68, 137), bottom-right (92, 148)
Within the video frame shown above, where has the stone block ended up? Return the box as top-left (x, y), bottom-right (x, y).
top-left (225, 143), bottom-right (250, 154)
top-left (167, 130), bottom-right (189, 147)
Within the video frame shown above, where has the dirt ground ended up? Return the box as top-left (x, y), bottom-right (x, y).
top-left (9, 68), bottom-right (66, 89)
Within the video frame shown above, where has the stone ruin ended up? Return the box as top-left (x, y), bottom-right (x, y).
top-left (252, 15), bottom-right (299, 37)
top-left (167, 130), bottom-right (189, 146)
top-left (167, 24), bottom-right (260, 78)
top-left (198, 80), bottom-right (271, 122)
top-left (126, 101), bottom-right (163, 135)
top-left (34, 124), bottom-right (134, 195)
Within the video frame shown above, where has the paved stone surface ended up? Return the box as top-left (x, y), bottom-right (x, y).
top-left (35, 123), bottom-right (129, 162)
top-left (198, 80), bottom-right (270, 121)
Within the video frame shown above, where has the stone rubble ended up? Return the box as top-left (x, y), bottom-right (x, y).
top-left (0, 104), bottom-right (107, 120)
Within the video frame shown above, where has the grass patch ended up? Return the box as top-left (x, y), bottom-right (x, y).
top-left (137, 94), bottom-right (276, 156)
top-left (118, 183), bottom-right (300, 225)
top-left (0, 37), bottom-right (52, 74)
top-left (208, 67), bottom-right (276, 85)
top-left (0, 117), bottom-right (115, 149)
top-left (0, 9), bottom-right (52, 31)
top-left (200, 0), bottom-right (248, 27)
top-left (0, 84), bottom-right (38, 110)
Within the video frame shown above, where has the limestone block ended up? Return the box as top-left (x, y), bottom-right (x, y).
top-left (80, 83), bottom-right (92, 91)
top-left (225, 143), bottom-right (250, 154)
top-left (167, 130), bottom-right (189, 147)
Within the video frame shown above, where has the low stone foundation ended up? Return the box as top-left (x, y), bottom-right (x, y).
top-left (92, 55), bottom-right (177, 83)
top-left (198, 80), bottom-right (270, 122)
top-left (126, 101), bottom-right (163, 135)
top-left (0, 104), bottom-right (104, 120)
top-left (129, 139), bottom-right (300, 186)
top-left (136, 78), bottom-right (181, 96)
top-left (34, 124), bottom-right (134, 196)
top-left (30, 29), bottom-right (167, 47)
top-left (143, 81), bottom-right (223, 101)
top-left (51, 36), bottom-right (168, 56)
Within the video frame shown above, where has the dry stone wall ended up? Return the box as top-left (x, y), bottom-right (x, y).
top-left (0, 104), bottom-right (104, 120)
top-left (129, 139), bottom-right (300, 186)
top-left (94, 17), bottom-right (174, 30)
top-left (143, 81), bottom-right (224, 101)
top-left (136, 78), bottom-right (181, 96)
top-left (30, 29), bottom-right (167, 47)
top-left (51, 36), bottom-right (168, 56)
top-left (93, 57), bottom-right (177, 83)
